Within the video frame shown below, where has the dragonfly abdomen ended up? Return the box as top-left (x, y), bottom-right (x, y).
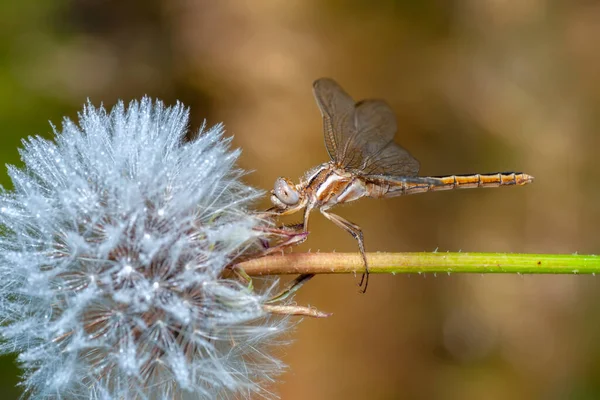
top-left (427, 172), bottom-right (533, 192)
top-left (375, 172), bottom-right (533, 197)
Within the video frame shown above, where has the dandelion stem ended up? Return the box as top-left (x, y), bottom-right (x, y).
top-left (238, 252), bottom-right (600, 275)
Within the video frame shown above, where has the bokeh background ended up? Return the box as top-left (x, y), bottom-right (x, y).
top-left (2, 1), bottom-right (600, 399)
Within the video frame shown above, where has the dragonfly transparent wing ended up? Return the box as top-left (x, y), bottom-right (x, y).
top-left (312, 78), bottom-right (420, 177)
top-left (312, 78), bottom-right (356, 162)
top-left (348, 99), bottom-right (420, 176)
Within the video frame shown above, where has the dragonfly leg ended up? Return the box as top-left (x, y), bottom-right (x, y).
top-left (262, 206), bottom-right (313, 254)
top-left (260, 205), bottom-right (315, 298)
top-left (320, 209), bottom-right (369, 293)
top-left (270, 204), bottom-right (316, 295)
top-left (255, 207), bottom-right (284, 220)
top-left (254, 225), bottom-right (308, 257)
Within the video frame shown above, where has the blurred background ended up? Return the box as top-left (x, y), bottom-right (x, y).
top-left (1, 0), bottom-right (600, 399)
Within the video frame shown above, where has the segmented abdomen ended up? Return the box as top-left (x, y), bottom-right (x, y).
top-left (370, 172), bottom-right (534, 198)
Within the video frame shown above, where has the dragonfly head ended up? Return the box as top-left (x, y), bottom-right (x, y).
top-left (271, 177), bottom-right (304, 211)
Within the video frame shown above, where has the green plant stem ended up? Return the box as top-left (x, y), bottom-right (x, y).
top-left (238, 252), bottom-right (600, 276)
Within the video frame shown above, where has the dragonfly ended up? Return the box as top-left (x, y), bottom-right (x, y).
top-left (269, 78), bottom-right (534, 293)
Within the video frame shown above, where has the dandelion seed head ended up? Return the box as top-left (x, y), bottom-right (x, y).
top-left (0, 98), bottom-right (288, 399)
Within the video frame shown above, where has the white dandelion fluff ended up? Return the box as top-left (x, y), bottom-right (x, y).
top-left (0, 97), bottom-right (290, 399)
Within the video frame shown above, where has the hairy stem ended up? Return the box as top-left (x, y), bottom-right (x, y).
top-left (239, 252), bottom-right (600, 275)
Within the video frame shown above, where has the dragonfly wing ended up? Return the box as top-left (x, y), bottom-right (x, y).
top-left (312, 78), bottom-right (356, 162)
top-left (312, 78), bottom-right (420, 176)
top-left (358, 141), bottom-right (420, 176)
top-left (345, 99), bottom-right (420, 176)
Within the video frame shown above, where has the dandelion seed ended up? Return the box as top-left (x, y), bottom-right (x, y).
top-left (0, 97), bottom-right (290, 399)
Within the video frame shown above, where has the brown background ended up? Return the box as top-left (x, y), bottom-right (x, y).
top-left (1, 1), bottom-right (600, 399)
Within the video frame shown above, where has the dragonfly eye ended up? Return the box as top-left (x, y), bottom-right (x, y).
top-left (274, 177), bottom-right (299, 206)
